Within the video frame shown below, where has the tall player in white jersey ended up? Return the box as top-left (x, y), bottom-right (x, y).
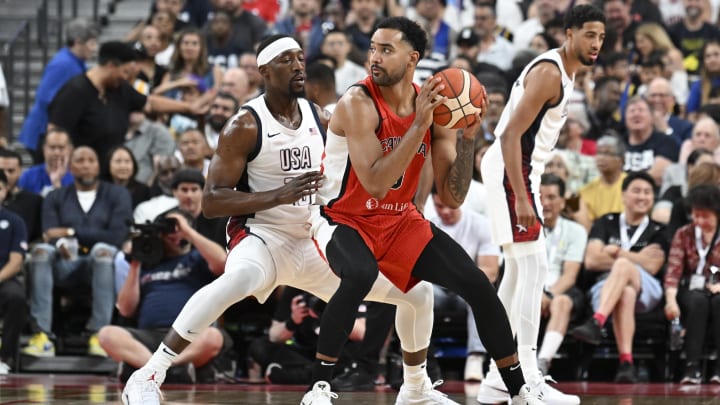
top-left (478, 5), bottom-right (605, 405)
top-left (120, 35), bottom-right (441, 405)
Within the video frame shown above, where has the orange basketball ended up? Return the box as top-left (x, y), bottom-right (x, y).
top-left (432, 68), bottom-right (486, 129)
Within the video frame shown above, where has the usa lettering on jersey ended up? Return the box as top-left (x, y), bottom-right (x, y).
top-left (280, 146), bottom-right (313, 171)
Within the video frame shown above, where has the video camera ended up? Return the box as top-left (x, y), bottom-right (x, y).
top-left (300, 294), bottom-right (326, 317)
top-left (127, 216), bottom-right (178, 268)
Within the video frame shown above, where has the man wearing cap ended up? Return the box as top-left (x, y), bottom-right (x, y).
top-left (18, 18), bottom-right (99, 157)
top-left (48, 41), bottom-right (209, 165)
top-left (455, 27), bottom-right (482, 65)
top-left (170, 168), bottom-right (226, 247)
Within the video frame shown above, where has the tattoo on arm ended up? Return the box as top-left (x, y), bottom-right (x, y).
top-left (448, 136), bottom-right (475, 203)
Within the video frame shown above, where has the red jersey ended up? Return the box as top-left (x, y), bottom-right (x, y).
top-left (315, 77), bottom-right (434, 292)
top-left (319, 77), bottom-right (431, 218)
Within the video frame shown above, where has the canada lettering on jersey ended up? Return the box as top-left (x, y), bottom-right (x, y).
top-left (280, 146), bottom-right (313, 171)
top-left (379, 136), bottom-right (428, 158)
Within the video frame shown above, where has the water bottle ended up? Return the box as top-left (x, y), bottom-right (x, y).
top-left (669, 317), bottom-right (684, 351)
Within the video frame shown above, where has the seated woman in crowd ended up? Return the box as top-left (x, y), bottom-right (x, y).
top-left (665, 184), bottom-right (720, 384)
top-left (103, 145), bottom-right (152, 208)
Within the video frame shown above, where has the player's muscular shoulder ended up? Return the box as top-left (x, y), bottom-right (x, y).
top-left (330, 86), bottom-right (378, 135)
top-left (221, 109), bottom-right (258, 138)
top-left (217, 108), bottom-right (259, 154)
top-left (524, 62), bottom-right (563, 103)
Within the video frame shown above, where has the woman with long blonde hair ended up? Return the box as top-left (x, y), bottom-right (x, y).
top-left (634, 22), bottom-right (688, 106)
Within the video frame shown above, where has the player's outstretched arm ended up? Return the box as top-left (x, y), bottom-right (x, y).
top-left (202, 110), bottom-right (325, 218)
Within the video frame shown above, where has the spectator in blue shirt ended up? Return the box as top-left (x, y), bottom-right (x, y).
top-left (17, 18), bottom-right (99, 156)
top-left (18, 129), bottom-right (74, 197)
top-left (23, 146), bottom-right (132, 358)
top-left (0, 170), bottom-right (29, 374)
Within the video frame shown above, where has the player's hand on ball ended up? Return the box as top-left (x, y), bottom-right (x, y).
top-left (414, 76), bottom-right (447, 130)
top-left (459, 85), bottom-right (488, 140)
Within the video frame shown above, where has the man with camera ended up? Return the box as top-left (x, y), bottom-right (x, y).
top-left (98, 209), bottom-right (228, 383)
top-left (249, 286), bottom-right (366, 385)
top-left (23, 146), bottom-right (132, 358)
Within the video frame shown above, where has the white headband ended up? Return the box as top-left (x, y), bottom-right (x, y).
top-left (257, 37), bottom-right (302, 66)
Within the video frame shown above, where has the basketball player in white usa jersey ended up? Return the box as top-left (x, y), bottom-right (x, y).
top-left (121, 35), bottom-right (439, 405)
top-left (478, 5), bottom-right (606, 405)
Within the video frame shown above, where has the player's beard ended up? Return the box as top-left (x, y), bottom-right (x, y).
top-left (579, 54), bottom-right (595, 66)
top-left (371, 65), bottom-right (404, 86)
top-left (289, 83), bottom-right (306, 98)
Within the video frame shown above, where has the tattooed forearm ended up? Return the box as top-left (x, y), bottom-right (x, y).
top-left (447, 136), bottom-right (475, 203)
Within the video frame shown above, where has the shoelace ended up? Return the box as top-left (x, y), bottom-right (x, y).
top-left (317, 390), bottom-right (338, 400)
top-left (425, 380), bottom-right (450, 399)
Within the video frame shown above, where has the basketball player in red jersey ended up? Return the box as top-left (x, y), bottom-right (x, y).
top-left (478, 5), bottom-right (605, 405)
top-left (121, 34), bottom-right (446, 405)
top-left (305, 17), bottom-right (542, 405)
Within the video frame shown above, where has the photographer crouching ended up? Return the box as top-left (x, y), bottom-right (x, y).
top-left (97, 209), bottom-right (230, 383)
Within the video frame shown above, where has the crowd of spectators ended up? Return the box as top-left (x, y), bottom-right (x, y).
top-left (2, 0), bottom-right (720, 388)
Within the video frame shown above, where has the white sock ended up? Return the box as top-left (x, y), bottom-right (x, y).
top-left (538, 331), bottom-right (564, 362)
top-left (146, 342), bottom-right (176, 373)
top-left (403, 360), bottom-right (428, 389)
top-left (518, 345), bottom-right (540, 383)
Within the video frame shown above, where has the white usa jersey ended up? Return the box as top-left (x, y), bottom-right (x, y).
top-left (226, 95), bottom-right (325, 248)
top-left (480, 48), bottom-right (574, 245)
top-left (490, 48), bottom-right (574, 183)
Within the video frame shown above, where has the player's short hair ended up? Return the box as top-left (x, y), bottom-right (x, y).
top-left (375, 17), bottom-right (428, 61)
top-left (540, 173), bottom-right (566, 198)
top-left (0, 169), bottom-right (7, 185)
top-left (563, 4), bottom-right (606, 30)
top-left (622, 171), bottom-right (656, 191)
